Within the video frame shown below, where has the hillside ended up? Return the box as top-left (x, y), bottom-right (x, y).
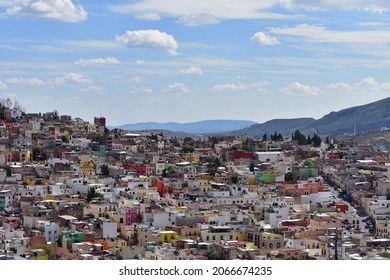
top-left (222, 97), bottom-right (390, 137)
top-left (211, 118), bottom-right (316, 137)
top-left (111, 97), bottom-right (390, 138)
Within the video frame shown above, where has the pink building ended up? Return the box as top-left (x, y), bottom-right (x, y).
top-left (283, 182), bottom-right (325, 196)
top-left (3, 217), bottom-right (20, 229)
top-left (126, 208), bottom-right (139, 225)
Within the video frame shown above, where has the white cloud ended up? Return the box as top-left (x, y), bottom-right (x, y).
top-left (0, 81), bottom-right (8, 90)
top-left (52, 73), bottom-right (93, 86)
top-left (327, 82), bottom-right (353, 91)
top-left (177, 13), bottom-right (221, 26)
top-left (270, 24), bottom-right (390, 44)
top-left (68, 96), bottom-right (81, 102)
top-left (129, 75), bottom-right (144, 84)
top-left (74, 57), bottom-right (120, 66)
top-left (252, 81), bottom-right (270, 87)
top-left (251, 32), bottom-right (280, 45)
top-left (357, 21), bottom-right (388, 27)
top-left (62, 40), bottom-right (120, 50)
top-left (81, 86), bottom-right (104, 93)
top-left (0, 1), bottom-right (12, 7)
top-left (356, 77), bottom-right (380, 89)
top-left (116, 29), bottom-right (178, 55)
top-left (281, 82), bottom-right (321, 96)
top-left (111, 0), bottom-right (291, 25)
top-left (4, 77), bottom-right (44, 85)
top-left (136, 59), bottom-right (146, 65)
top-left (5, 0), bottom-right (87, 22)
top-left (177, 66), bottom-right (203, 75)
top-left (131, 87), bottom-right (153, 94)
top-left (280, 1), bottom-right (390, 13)
top-left (161, 82), bottom-right (190, 94)
top-left (252, 81), bottom-right (270, 93)
top-left (135, 13), bottom-right (161, 21)
top-left (211, 83), bottom-right (248, 92)
top-left (356, 77), bottom-right (390, 91)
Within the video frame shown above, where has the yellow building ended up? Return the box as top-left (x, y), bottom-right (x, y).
top-left (80, 159), bottom-right (96, 177)
top-left (236, 232), bottom-right (249, 241)
top-left (160, 231), bottom-right (177, 243)
top-left (30, 249), bottom-right (49, 260)
top-left (20, 149), bottom-right (32, 162)
top-left (139, 176), bottom-right (153, 187)
top-left (23, 176), bottom-right (49, 185)
top-left (183, 153), bottom-right (200, 164)
top-left (247, 178), bottom-right (256, 185)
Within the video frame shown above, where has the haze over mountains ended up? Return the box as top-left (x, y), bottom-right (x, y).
top-left (228, 96), bottom-right (390, 137)
top-left (113, 120), bottom-right (257, 134)
top-left (113, 97), bottom-right (390, 137)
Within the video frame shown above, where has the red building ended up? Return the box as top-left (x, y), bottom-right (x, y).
top-left (123, 164), bottom-right (147, 176)
top-left (335, 202), bottom-right (349, 212)
top-left (232, 150), bottom-right (257, 160)
top-left (155, 180), bottom-right (173, 196)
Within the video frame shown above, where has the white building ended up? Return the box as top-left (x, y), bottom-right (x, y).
top-left (256, 151), bottom-right (284, 163)
top-left (102, 220), bottom-right (118, 238)
top-left (36, 221), bottom-right (60, 244)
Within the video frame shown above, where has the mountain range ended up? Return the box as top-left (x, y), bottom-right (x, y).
top-left (225, 96), bottom-right (390, 137)
top-left (112, 120), bottom-right (257, 134)
top-left (112, 97), bottom-right (390, 137)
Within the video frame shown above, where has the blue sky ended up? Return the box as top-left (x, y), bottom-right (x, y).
top-left (1, 0), bottom-right (390, 126)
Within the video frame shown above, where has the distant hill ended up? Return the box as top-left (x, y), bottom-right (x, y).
top-left (299, 97), bottom-right (390, 136)
top-left (110, 97), bottom-right (390, 138)
top-left (112, 120), bottom-right (257, 134)
top-left (211, 118), bottom-right (316, 137)
top-left (223, 97), bottom-right (390, 137)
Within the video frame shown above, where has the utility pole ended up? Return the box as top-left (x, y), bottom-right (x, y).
top-left (326, 228), bottom-right (345, 260)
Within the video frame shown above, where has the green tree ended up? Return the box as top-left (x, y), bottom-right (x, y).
top-left (208, 251), bottom-right (221, 260)
top-left (87, 187), bottom-right (101, 202)
top-left (100, 164), bottom-right (110, 176)
top-left (249, 162), bottom-right (255, 172)
top-left (304, 159), bottom-right (315, 167)
top-left (284, 190), bottom-right (293, 196)
top-left (3, 166), bottom-right (12, 177)
top-left (285, 172), bottom-right (296, 183)
top-left (312, 133), bottom-right (322, 147)
top-left (306, 135), bottom-right (312, 145)
top-left (183, 137), bottom-right (193, 143)
top-left (230, 145), bottom-right (238, 151)
top-left (293, 129), bottom-right (307, 145)
top-left (241, 144), bottom-right (253, 151)
top-left (231, 173), bottom-right (239, 184)
top-left (182, 144), bottom-right (194, 153)
top-left (338, 142), bottom-right (346, 148)
top-left (262, 134), bottom-right (267, 141)
top-left (61, 135), bottom-right (70, 143)
top-left (33, 244), bottom-right (53, 258)
top-left (32, 147), bottom-right (41, 161)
